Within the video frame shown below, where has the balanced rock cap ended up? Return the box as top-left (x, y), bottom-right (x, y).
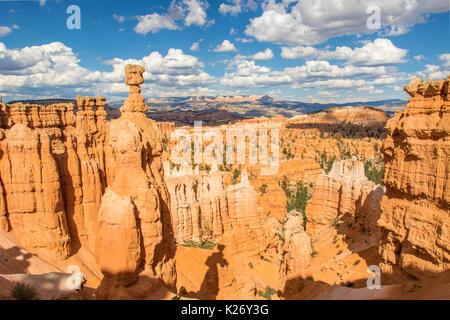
top-left (125, 64), bottom-right (145, 86)
top-left (120, 64), bottom-right (148, 113)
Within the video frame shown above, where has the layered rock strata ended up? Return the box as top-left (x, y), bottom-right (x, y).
top-left (305, 159), bottom-right (383, 234)
top-left (165, 164), bottom-right (268, 257)
top-left (378, 76), bottom-right (449, 281)
top-left (0, 100), bottom-right (106, 262)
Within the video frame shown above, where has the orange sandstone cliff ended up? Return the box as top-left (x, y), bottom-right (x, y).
top-left (378, 77), bottom-right (450, 282)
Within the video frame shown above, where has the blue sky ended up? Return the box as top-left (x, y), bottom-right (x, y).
top-left (0, 0), bottom-right (449, 103)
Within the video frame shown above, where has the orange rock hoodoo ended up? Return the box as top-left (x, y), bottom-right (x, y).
top-left (0, 65), bottom-right (176, 297)
top-left (378, 77), bottom-right (450, 282)
top-left (279, 210), bottom-right (312, 296)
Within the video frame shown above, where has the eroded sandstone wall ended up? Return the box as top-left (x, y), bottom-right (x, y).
top-left (0, 101), bottom-right (107, 262)
top-left (305, 158), bottom-right (383, 234)
top-left (379, 76), bottom-right (450, 281)
top-left (165, 164), bottom-right (277, 257)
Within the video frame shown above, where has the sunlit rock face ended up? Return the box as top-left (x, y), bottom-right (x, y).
top-left (305, 159), bottom-right (383, 234)
top-left (0, 66), bottom-right (176, 295)
top-left (165, 165), bottom-right (270, 257)
top-left (278, 210), bottom-right (312, 296)
top-left (379, 76), bottom-right (450, 282)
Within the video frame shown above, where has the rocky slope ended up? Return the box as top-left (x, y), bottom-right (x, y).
top-left (378, 77), bottom-right (450, 282)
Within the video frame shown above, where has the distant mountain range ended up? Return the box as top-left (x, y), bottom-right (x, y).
top-left (147, 95), bottom-right (274, 104)
top-left (6, 96), bottom-right (406, 123)
top-left (143, 96), bottom-right (406, 118)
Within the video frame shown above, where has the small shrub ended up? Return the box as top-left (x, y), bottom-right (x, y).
top-left (310, 238), bottom-right (317, 258)
top-left (277, 233), bottom-right (284, 242)
top-left (232, 168), bottom-right (241, 184)
top-left (317, 152), bottom-right (335, 174)
top-left (364, 160), bottom-right (384, 185)
top-left (332, 216), bottom-right (340, 227)
top-left (402, 283), bottom-right (422, 294)
top-left (181, 240), bottom-right (217, 250)
top-left (282, 179), bottom-right (312, 230)
top-left (162, 137), bottom-right (169, 152)
top-left (354, 260), bottom-right (361, 266)
top-left (282, 147), bottom-right (294, 159)
top-left (259, 184), bottom-right (268, 195)
top-left (10, 282), bottom-right (39, 300)
top-left (257, 286), bottom-right (276, 300)
top-left (248, 262), bottom-right (253, 269)
top-left (261, 257), bottom-right (272, 264)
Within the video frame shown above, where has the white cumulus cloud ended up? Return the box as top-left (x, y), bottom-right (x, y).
top-left (245, 0), bottom-right (449, 45)
top-left (415, 62), bottom-right (449, 81)
top-left (134, 13), bottom-right (179, 35)
top-left (220, 56), bottom-right (398, 91)
top-left (219, 0), bottom-right (258, 16)
top-left (250, 48), bottom-right (274, 61)
top-left (439, 54), bottom-right (450, 68)
top-left (413, 54), bottom-right (426, 62)
top-left (190, 41), bottom-right (200, 51)
top-left (183, 0), bottom-right (208, 26)
top-left (0, 42), bottom-right (215, 99)
top-left (214, 40), bottom-right (238, 52)
top-left (235, 38), bottom-right (254, 43)
top-left (281, 39), bottom-right (408, 66)
top-left (133, 1), bottom-right (211, 35)
top-left (113, 14), bottom-right (125, 23)
top-left (0, 27), bottom-right (12, 37)
top-left (281, 46), bottom-right (318, 59)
